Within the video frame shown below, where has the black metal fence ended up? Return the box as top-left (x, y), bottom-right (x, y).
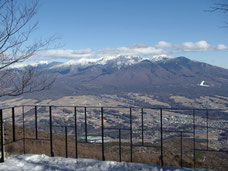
top-left (0, 105), bottom-right (228, 170)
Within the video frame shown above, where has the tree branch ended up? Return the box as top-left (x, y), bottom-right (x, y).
top-left (0, 0), bottom-right (58, 97)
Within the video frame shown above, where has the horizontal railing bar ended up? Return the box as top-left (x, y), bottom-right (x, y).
top-left (3, 138), bottom-right (50, 145)
top-left (79, 141), bottom-right (102, 145)
top-left (163, 129), bottom-right (194, 134)
top-left (52, 125), bottom-right (75, 128)
top-left (104, 127), bottom-right (131, 130)
top-left (19, 105), bottom-right (227, 111)
top-left (195, 148), bottom-right (228, 153)
top-left (23, 105), bottom-right (135, 108)
top-left (132, 128), bottom-right (161, 131)
top-left (132, 144), bottom-right (161, 148)
top-left (77, 141), bottom-right (141, 145)
top-left (0, 106), bottom-right (22, 110)
top-left (3, 138), bottom-right (24, 145)
top-left (24, 138), bottom-right (50, 141)
top-left (2, 137), bottom-right (107, 146)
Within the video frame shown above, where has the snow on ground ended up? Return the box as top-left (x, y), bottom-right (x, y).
top-left (0, 154), bottom-right (213, 171)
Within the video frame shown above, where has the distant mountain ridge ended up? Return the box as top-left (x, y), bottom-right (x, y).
top-left (43, 55), bottom-right (173, 71)
top-left (9, 55), bottom-right (228, 98)
top-left (12, 55), bottom-right (173, 70)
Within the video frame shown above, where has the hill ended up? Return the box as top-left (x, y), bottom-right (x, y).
top-left (8, 55), bottom-right (228, 101)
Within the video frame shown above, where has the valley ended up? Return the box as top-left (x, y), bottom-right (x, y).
top-left (1, 93), bottom-right (228, 153)
top-left (1, 55), bottom-right (228, 169)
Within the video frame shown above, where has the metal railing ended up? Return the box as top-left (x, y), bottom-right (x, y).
top-left (0, 105), bottom-right (227, 170)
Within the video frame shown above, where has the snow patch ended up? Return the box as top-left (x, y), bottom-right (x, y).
top-left (0, 154), bottom-right (212, 171)
top-left (150, 54), bottom-right (173, 62)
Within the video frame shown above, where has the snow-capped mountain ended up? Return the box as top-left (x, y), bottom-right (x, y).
top-left (7, 56), bottom-right (228, 98)
top-left (55, 55), bottom-right (142, 69)
top-left (51, 55), bottom-right (173, 69)
top-left (10, 55), bottom-right (174, 70)
top-left (149, 54), bottom-right (173, 62)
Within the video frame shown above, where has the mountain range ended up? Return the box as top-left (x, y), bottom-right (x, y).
top-left (11, 55), bottom-right (228, 99)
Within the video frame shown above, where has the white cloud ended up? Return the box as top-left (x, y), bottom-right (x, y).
top-left (180, 40), bottom-right (227, 52)
top-left (196, 40), bottom-right (211, 49)
top-left (217, 44), bottom-right (227, 50)
top-left (155, 41), bottom-right (173, 48)
top-left (181, 40), bottom-right (211, 52)
top-left (10, 61), bottom-right (49, 68)
top-left (38, 49), bottom-right (93, 58)
top-left (36, 41), bottom-right (228, 60)
top-left (96, 45), bottom-right (165, 57)
top-left (182, 42), bottom-right (196, 50)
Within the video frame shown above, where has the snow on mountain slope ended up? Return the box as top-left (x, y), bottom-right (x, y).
top-left (51, 55), bottom-right (173, 69)
top-left (0, 154), bottom-right (211, 171)
top-left (9, 55), bottom-right (174, 70)
top-left (54, 55), bottom-right (141, 69)
top-left (149, 54), bottom-right (173, 62)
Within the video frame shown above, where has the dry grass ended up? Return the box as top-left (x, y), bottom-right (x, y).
top-left (2, 124), bottom-right (228, 171)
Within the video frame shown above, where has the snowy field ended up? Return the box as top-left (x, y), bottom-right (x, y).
top-left (0, 154), bottom-right (213, 171)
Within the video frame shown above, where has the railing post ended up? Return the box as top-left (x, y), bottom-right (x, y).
top-left (160, 108), bottom-right (163, 166)
top-left (101, 107), bottom-right (105, 161)
top-left (119, 129), bottom-right (121, 162)
top-left (74, 107), bottom-right (78, 158)
top-left (84, 107), bottom-right (87, 143)
top-left (0, 109), bottom-right (4, 162)
top-left (130, 107), bottom-right (133, 162)
top-left (141, 108), bottom-right (144, 146)
top-left (206, 109), bottom-right (209, 150)
top-left (49, 106), bottom-right (54, 157)
top-left (35, 106), bottom-right (38, 140)
top-left (180, 131), bottom-right (183, 167)
top-left (65, 126), bottom-right (68, 158)
top-left (193, 109), bottom-right (196, 169)
top-left (22, 106), bottom-right (25, 154)
top-left (12, 107), bottom-right (16, 142)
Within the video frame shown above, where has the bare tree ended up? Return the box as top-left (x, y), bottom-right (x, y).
top-left (208, 2), bottom-right (228, 26)
top-left (209, 3), bottom-right (228, 13)
top-left (0, 0), bottom-right (56, 97)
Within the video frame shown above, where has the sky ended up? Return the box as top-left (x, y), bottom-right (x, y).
top-left (28, 0), bottom-right (228, 68)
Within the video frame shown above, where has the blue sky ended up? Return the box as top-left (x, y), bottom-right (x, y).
top-left (30, 0), bottom-right (228, 68)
